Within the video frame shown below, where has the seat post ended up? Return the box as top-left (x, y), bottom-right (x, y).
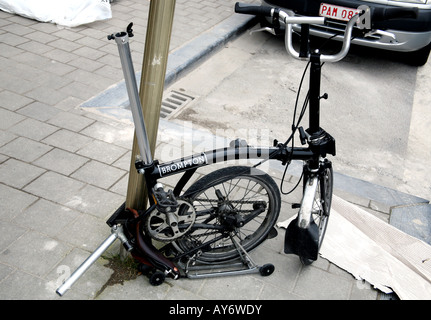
top-left (112, 30), bottom-right (154, 165)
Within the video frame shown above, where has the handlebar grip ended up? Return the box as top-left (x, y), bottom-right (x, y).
top-left (235, 2), bottom-right (274, 17)
top-left (371, 7), bottom-right (418, 22)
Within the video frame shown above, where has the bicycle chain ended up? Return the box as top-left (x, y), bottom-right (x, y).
top-left (191, 198), bottom-right (267, 213)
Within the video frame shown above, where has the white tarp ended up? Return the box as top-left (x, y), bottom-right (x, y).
top-left (0, 0), bottom-right (112, 27)
top-left (278, 195), bottom-right (431, 300)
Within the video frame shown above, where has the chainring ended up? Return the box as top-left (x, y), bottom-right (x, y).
top-left (144, 199), bottom-right (196, 242)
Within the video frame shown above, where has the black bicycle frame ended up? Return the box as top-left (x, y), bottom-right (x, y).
top-left (136, 143), bottom-right (312, 198)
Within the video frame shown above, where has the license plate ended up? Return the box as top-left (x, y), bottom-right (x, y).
top-left (319, 3), bottom-right (359, 21)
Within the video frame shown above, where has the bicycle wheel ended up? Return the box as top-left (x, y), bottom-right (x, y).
top-left (300, 161), bottom-right (333, 265)
top-left (173, 166), bottom-right (281, 263)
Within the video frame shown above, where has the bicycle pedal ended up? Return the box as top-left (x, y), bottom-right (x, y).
top-left (291, 203), bottom-right (301, 209)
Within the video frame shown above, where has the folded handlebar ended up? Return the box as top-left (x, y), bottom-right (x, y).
top-left (235, 2), bottom-right (357, 62)
top-left (235, 2), bottom-right (418, 63)
top-left (284, 14), bottom-right (359, 63)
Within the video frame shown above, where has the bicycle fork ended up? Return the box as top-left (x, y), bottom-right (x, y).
top-left (283, 45), bottom-right (335, 261)
top-left (284, 173), bottom-right (320, 261)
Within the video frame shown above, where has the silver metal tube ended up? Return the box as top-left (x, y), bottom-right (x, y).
top-left (56, 232), bottom-right (118, 296)
top-left (319, 15), bottom-right (359, 62)
top-left (283, 12), bottom-right (359, 63)
top-left (297, 176), bottom-right (319, 229)
top-left (114, 33), bottom-right (153, 165)
top-left (284, 16), bottom-right (326, 25)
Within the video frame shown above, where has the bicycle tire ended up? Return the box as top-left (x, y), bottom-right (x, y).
top-left (173, 166), bottom-right (281, 263)
top-left (300, 162), bottom-right (333, 265)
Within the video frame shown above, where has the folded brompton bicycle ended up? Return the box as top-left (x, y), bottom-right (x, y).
top-left (56, 3), bottom-right (417, 296)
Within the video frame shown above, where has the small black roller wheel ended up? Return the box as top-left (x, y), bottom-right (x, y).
top-left (149, 271), bottom-right (166, 286)
top-left (259, 264), bottom-right (275, 277)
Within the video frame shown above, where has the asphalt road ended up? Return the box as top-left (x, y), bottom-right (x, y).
top-left (168, 28), bottom-right (430, 200)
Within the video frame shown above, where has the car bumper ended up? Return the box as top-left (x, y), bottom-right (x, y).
top-left (262, 0), bottom-right (431, 52)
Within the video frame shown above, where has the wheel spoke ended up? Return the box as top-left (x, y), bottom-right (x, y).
top-left (171, 166), bottom-right (280, 262)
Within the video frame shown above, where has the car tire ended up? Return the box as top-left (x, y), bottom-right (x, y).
top-left (408, 43), bottom-right (431, 66)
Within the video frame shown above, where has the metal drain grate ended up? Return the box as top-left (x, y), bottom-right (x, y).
top-left (161, 90), bottom-right (194, 119)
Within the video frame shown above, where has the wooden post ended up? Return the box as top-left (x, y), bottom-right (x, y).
top-left (126, 0), bottom-right (176, 210)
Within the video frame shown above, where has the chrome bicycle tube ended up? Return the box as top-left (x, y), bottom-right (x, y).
top-left (283, 12), bottom-right (359, 63)
top-left (114, 32), bottom-right (153, 165)
top-left (297, 175), bottom-right (319, 229)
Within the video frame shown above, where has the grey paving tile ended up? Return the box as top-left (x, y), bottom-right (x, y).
top-left (0, 263), bottom-right (15, 283)
top-left (24, 86), bottom-right (67, 106)
top-left (16, 101), bottom-right (62, 122)
top-left (0, 158), bottom-right (46, 189)
top-left (17, 40), bottom-right (53, 54)
top-left (23, 171), bottom-right (86, 205)
top-left (0, 220), bottom-right (27, 253)
top-left (0, 90), bottom-right (33, 111)
top-left (108, 174), bottom-right (128, 196)
top-left (42, 129), bottom-right (93, 153)
top-left (0, 73), bottom-right (36, 94)
top-left (60, 184), bottom-right (124, 219)
top-left (32, 148), bottom-right (89, 176)
top-left (0, 32), bottom-right (29, 46)
top-left (111, 151), bottom-right (132, 171)
top-left (51, 29), bottom-right (83, 42)
top-left (13, 199), bottom-right (80, 238)
top-left (0, 184), bottom-right (38, 221)
top-left (0, 230), bottom-right (72, 277)
top-left (47, 111), bottom-right (95, 132)
top-left (8, 118), bottom-right (58, 141)
top-left (44, 48), bottom-right (78, 63)
top-left (0, 43), bottom-right (24, 58)
top-left (0, 108), bottom-right (25, 130)
top-left (97, 276), bottom-right (170, 300)
top-left (23, 30), bottom-right (59, 44)
top-left (0, 269), bottom-right (59, 300)
top-left (64, 69), bottom-right (114, 91)
top-left (72, 46), bottom-right (107, 60)
top-left (67, 56), bottom-right (104, 72)
top-left (0, 136), bottom-right (52, 162)
top-left (48, 38), bottom-right (82, 52)
top-left (293, 266), bottom-right (353, 300)
top-left (0, 131), bottom-right (17, 147)
top-left (198, 275), bottom-right (264, 300)
top-left (57, 213), bottom-right (112, 250)
top-left (79, 122), bottom-right (134, 149)
top-left (58, 81), bottom-right (100, 101)
top-left (76, 140), bottom-right (128, 165)
top-left (71, 160), bottom-right (126, 189)
top-left (54, 96), bottom-right (84, 112)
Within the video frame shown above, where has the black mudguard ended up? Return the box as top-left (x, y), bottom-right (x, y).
top-left (284, 217), bottom-right (319, 261)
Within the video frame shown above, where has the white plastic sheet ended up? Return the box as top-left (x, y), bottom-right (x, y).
top-left (0, 0), bottom-right (112, 27)
top-left (278, 195), bottom-right (431, 300)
